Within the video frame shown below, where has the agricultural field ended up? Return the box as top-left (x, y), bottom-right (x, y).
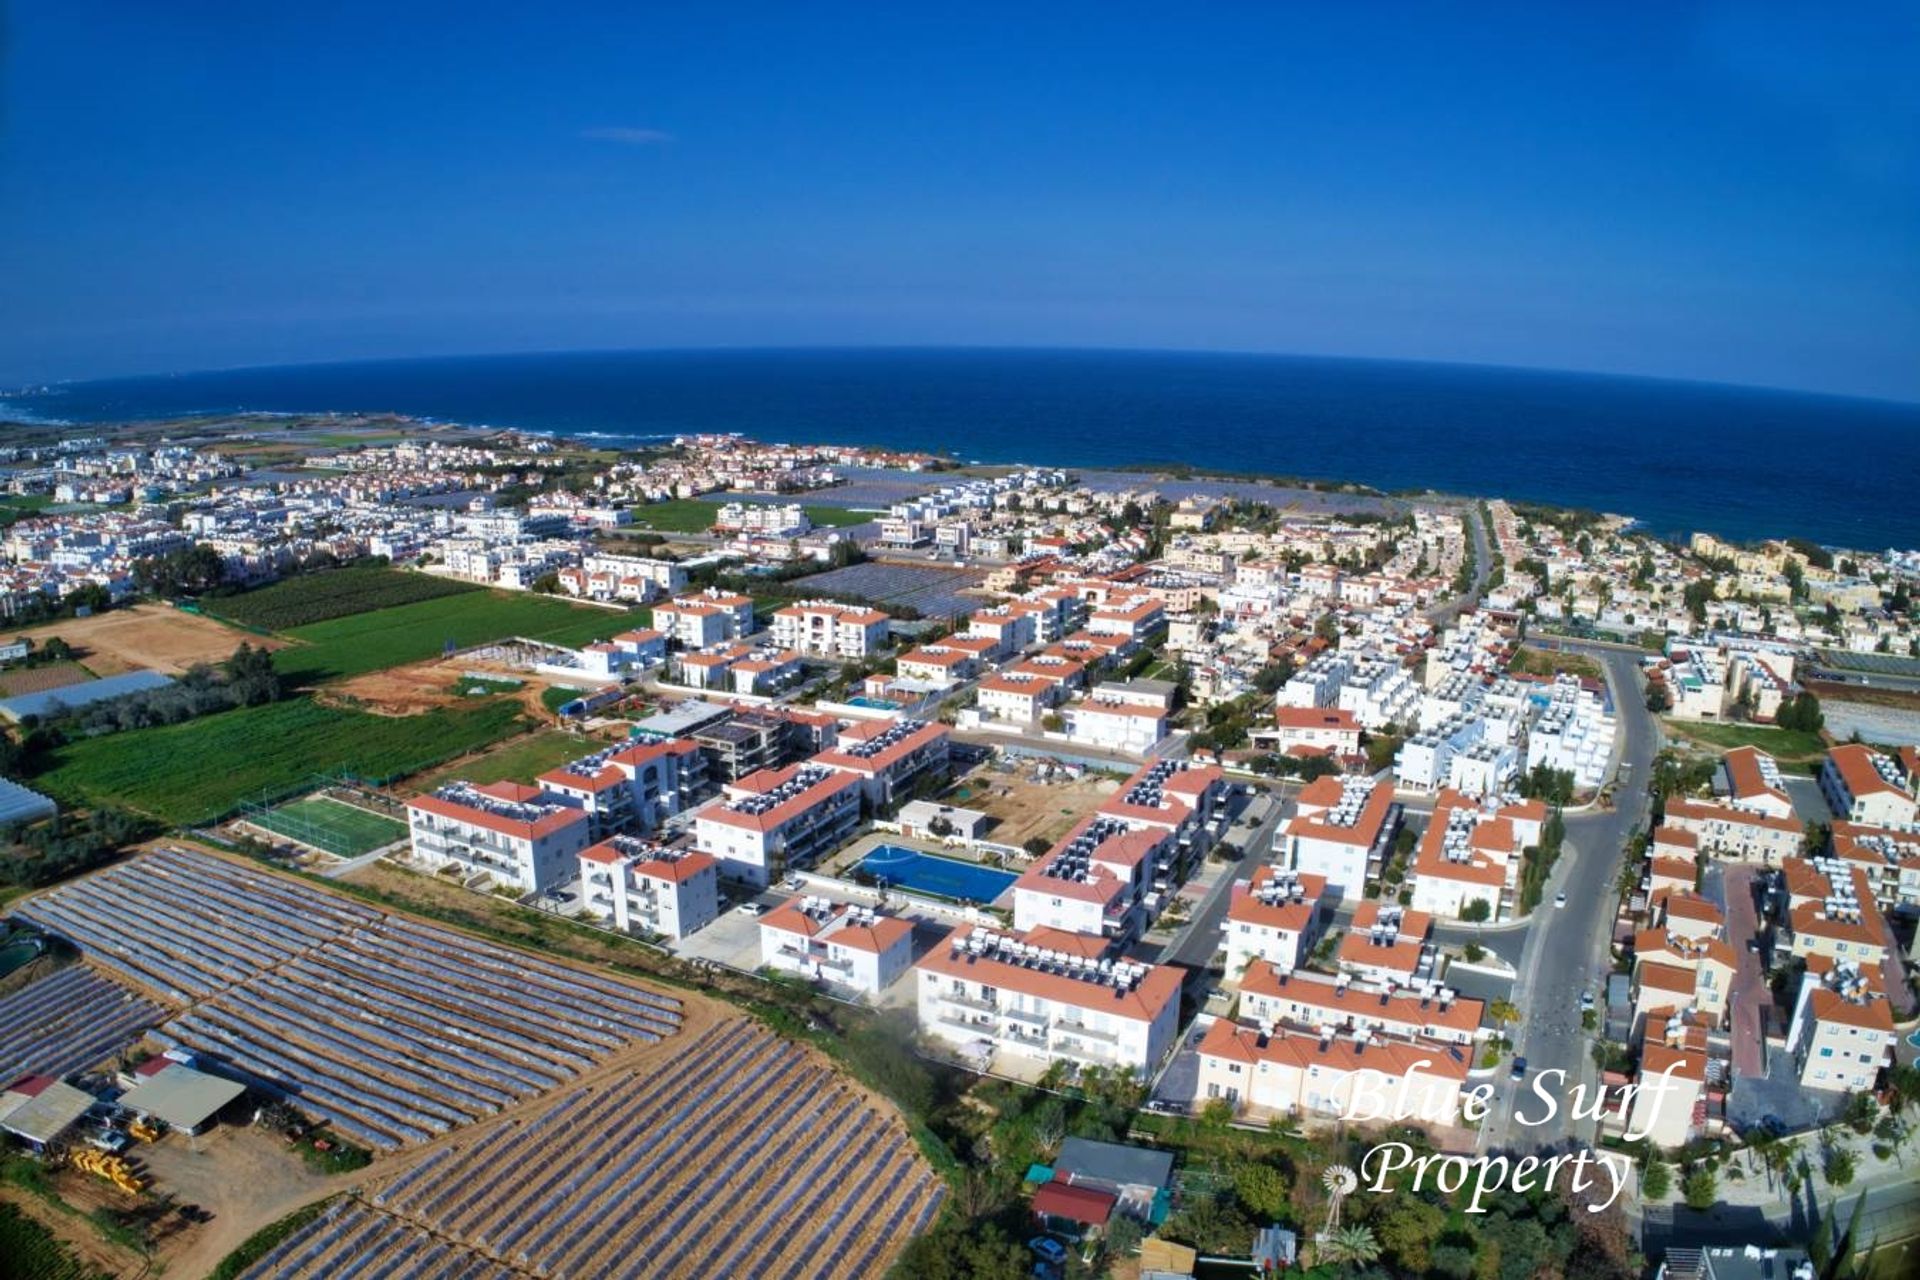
top-left (33, 696), bottom-right (527, 824)
top-left (415, 728), bottom-right (599, 790)
top-left (0, 662), bottom-right (92, 697)
top-left (238, 1018), bottom-right (943, 1279)
top-left (272, 591), bottom-right (623, 685)
top-left (13, 848), bottom-right (685, 1152)
top-left (207, 567), bottom-right (481, 632)
top-left (247, 796), bottom-right (406, 857)
top-left (0, 964), bottom-right (163, 1080)
top-left (0, 1203), bottom-right (104, 1280)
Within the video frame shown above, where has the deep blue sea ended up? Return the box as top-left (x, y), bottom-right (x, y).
top-left (4, 348), bottom-right (1917, 550)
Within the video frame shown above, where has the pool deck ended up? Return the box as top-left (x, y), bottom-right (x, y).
top-left (827, 831), bottom-right (1025, 907)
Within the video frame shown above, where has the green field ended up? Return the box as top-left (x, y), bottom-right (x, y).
top-left (252, 796), bottom-right (406, 856)
top-left (36, 696), bottom-right (529, 825)
top-left (1663, 718), bottom-right (1827, 759)
top-left (209, 566), bottom-right (480, 631)
top-left (0, 1202), bottom-right (104, 1280)
top-left (417, 728), bottom-right (598, 789)
top-left (629, 498), bottom-right (874, 532)
top-left (273, 591), bottom-right (626, 684)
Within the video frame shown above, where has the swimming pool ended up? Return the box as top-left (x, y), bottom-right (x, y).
top-left (846, 696), bottom-right (903, 710)
top-left (856, 845), bottom-right (1017, 903)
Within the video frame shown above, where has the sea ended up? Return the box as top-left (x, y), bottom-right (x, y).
top-left (4, 348), bottom-right (1917, 550)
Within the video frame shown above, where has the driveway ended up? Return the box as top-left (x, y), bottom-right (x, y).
top-left (1719, 863), bottom-right (1771, 1079)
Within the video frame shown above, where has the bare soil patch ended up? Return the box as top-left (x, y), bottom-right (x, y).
top-left (3, 604), bottom-right (284, 677)
top-left (328, 654), bottom-right (567, 720)
top-left (948, 764), bottom-right (1121, 848)
top-left (0, 662), bottom-right (93, 696)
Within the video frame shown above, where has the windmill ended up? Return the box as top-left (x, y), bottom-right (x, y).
top-left (1320, 1164), bottom-right (1358, 1237)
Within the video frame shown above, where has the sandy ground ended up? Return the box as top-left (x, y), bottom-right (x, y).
top-left (3, 604), bottom-right (285, 677)
top-left (328, 655), bottom-right (568, 719)
top-left (948, 763), bottom-right (1121, 848)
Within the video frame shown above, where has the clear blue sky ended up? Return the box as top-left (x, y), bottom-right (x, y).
top-left (3, 3), bottom-right (1916, 400)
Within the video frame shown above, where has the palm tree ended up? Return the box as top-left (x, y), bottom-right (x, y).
top-left (1488, 999), bottom-right (1520, 1027)
top-left (1319, 1224), bottom-right (1382, 1270)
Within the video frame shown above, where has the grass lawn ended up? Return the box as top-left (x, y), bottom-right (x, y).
top-left (252, 796), bottom-right (406, 856)
top-left (1510, 646), bottom-right (1603, 680)
top-left (274, 591), bottom-right (627, 684)
top-left (35, 696), bottom-right (529, 825)
top-left (801, 505), bottom-right (877, 528)
top-left (416, 728), bottom-right (598, 789)
top-left (1663, 719), bottom-right (1827, 759)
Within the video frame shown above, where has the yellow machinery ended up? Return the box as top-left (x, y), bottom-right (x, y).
top-left (69, 1148), bottom-right (146, 1194)
top-left (128, 1118), bottom-right (162, 1143)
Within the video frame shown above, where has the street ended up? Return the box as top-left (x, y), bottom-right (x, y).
top-left (1479, 641), bottom-right (1662, 1151)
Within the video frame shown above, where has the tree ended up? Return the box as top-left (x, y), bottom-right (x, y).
top-left (1318, 1224), bottom-right (1381, 1270)
top-left (1842, 1091), bottom-right (1877, 1136)
top-left (1231, 1161), bottom-right (1290, 1221)
top-left (1375, 1195), bottom-right (1446, 1273)
top-left (1681, 1166), bottom-right (1717, 1210)
top-left (1488, 998), bottom-right (1520, 1027)
top-left (1645, 683), bottom-right (1672, 713)
top-left (1641, 1158), bottom-right (1671, 1200)
top-left (1825, 1146), bottom-right (1856, 1188)
top-left (1460, 898), bottom-right (1491, 924)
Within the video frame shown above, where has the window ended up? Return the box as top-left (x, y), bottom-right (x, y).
top-left (1820, 1048), bottom-right (1833, 1058)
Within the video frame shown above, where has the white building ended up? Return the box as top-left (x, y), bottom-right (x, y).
top-left (915, 925), bottom-right (1183, 1076)
top-left (578, 837), bottom-right (720, 939)
top-left (1061, 698), bottom-right (1167, 756)
top-left (1278, 776), bottom-right (1398, 900)
top-left (651, 590), bottom-right (757, 649)
top-left (771, 600), bottom-right (891, 659)
top-left (406, 781), bottom-right (593, 893)
top-left (692, 763), bottom-right (863, 887)
top-left (758, 896), bottom-right (916, 996)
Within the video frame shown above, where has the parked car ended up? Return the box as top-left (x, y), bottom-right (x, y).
top-left (736, 902), bottom-right (762, 916)
top-left (1028, 1238), bottom-right (1069, 1266)
top-left (1510, 1057), bottom-right (1529, 1081)
top-left (1554, 892), bottom-right (1568, 909)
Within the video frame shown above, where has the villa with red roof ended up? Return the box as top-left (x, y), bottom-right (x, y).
top-left (1277, 776), bottom-right (1399, 899)
top-left (1194, 1019), bottom-right (1471, 1126)
top-left (1223, 867), bottom-right (1327, 978)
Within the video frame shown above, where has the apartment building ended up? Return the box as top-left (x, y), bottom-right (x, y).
top-left (1783, 862), bottom-right (1888, 966)
top-left (692, 763), bottom-right (863, 887)
top-left (1013, 817), bottom-right (1166, 938)
top-left (1819, 745), bottom-right (1918, 828)
top-left (1061, 698), bottom-right (1168, 756)
top-left (967, 607), bottom-right (1037, 658)
top-left (1784, 957), bottom-right (1894, 1093)
top-left (1718, 747), bottom-right (1794, 820)
top-left (1085, 597), bottom-right (1166, 643)
top-left (1625, 1014), bottom-right (1709, 1150)
top-left (759, 896), bottom-right (916, 995)
top-left (771, 600), bottom-right (891, 659)
top-left (578, 837), bottom-right (719, 939)
top-left (915, 925), bottom-right (1183, 1075)
top-left (1337, 903), bottom-right (1436, 988)
top-left (1238, 962), bottom-right (1484, 1048)
top-left (896, 644), bottom-right (981, 688)
top-left (651, 589), bottom-right (757, 649)
top-left (1632, 929), bottom-right (1736, 1028)
top-left (1827, 821), bottom-right (1920, 915)
top-left (1278, 776), bottom-right (1398, 900)
top-left (1407, 793), bottom-right (1537, 923)
top-left (1194, 1020), bottom-right (1470, 1125)
top-left (558, 552), bottom-right (688, 603)
top-left (406, 781), bottom-right (593, 893)
top-left (812, 717), bottom-right (951, 809)
top-left (976, 673), bottom-right (1057, 724)
top-left (1223, 868), bottom-right (1327, 978)
top-left (1096, 758), bottom-right (1228, 843)
top-left (1660, 798), bottom-right (1802, 867)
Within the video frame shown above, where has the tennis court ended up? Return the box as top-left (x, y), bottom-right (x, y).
top-left (252, 795), bottom-right (406, 856)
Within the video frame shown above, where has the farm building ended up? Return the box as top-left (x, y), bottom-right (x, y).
top-left (0, 668), bottom-right (175, 723)
top-left (115, 1058), bottom-right (248, 1136)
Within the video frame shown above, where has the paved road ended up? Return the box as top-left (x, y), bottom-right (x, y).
top-left (1160, 790), bottom-right (1290, 970)
top-left (1480, 642), bottom-right (1662, 1152)
top-left (1426, 502), bottom-right (1493, 627)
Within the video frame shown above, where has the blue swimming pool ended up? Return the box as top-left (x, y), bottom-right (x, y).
top-left (856, 845), bottom-right (1016, 903)
top-left (846, 695), bottom-right (903, 710)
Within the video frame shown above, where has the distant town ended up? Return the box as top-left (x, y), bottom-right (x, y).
top-left (0, 413), bottom-right (1915, 1280)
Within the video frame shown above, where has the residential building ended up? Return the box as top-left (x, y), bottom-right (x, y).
top-left (578, 837), bottom-right (719, 939)
top-left (759, 896), bottom-right (916, 995)
top-left (1819, 745), bottom-right (1918, 828)
top-left (1625, 1014), bottom-right (1709, 1150)
top-left (914, 925), bottom-right (1183, 1075)
top-left (406, 781), bottom-right (593, 893)
top-left (811, 718), bottom-right (951, 809)
top-left (1194, 1020), bottom-right (1470, 1125)
top-left (1278, 776), bottom-right (1399, 900)
top-left (1784, 957), bottom-right (1894, 1093)
top-left (1060, 698), bottom-right (1168, 755)
top-left (1662, 798), bottom-right (1803, 867)
top-left (1336, 903), bottom-right (1437, 988)
top-left (1013, 817), bottom-right (1166, 939)
top-left (650, 589), bottom-right (756, 649)
top-left (1223, 868), bottom-right (1327, 978)
top-left (1238, 962), bottom-right (1484, 1047)
top-left (771, 600), bottom-right (891, 659)
top-left (692, 763), bottom-right (863, 887)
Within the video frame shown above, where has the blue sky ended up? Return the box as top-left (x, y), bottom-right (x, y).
top-left (2, 3), bottom-right (1916, 400)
